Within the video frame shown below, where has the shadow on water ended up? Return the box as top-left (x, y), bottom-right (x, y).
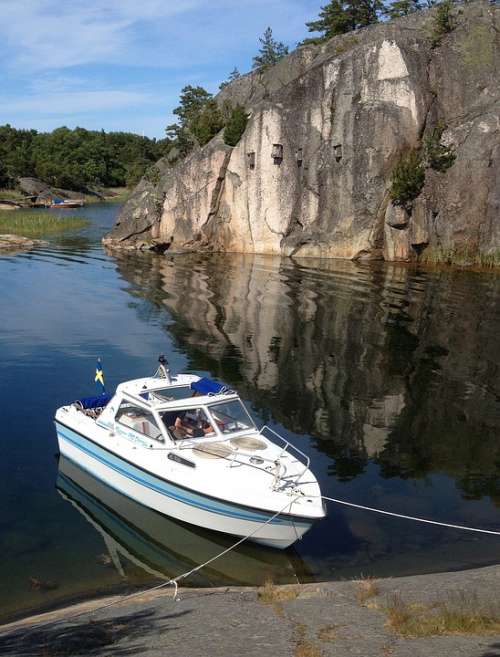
top-left (56, 456), bottom-right (305, 588)
top-left (0, 608), bottom-right (190, 657)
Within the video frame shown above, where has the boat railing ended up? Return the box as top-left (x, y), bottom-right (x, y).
top-left (259, 425), bottom-right (310, 487)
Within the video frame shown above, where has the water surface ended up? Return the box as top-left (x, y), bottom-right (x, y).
top-left (1, 203), bottom-right (500, 622)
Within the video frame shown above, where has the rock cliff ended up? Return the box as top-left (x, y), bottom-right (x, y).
top-left (104, 2), bottom-right (500, 265)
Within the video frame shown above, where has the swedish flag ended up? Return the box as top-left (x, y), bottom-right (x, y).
top-left (95, 358), bottom-right (106, 394)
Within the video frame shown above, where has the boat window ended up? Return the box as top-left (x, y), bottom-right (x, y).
top-left (115, 402), bottom-right (164, 442)
top-left (143, 385), bottom-right (192, 402)
top-left (207, 400), bottom-right (256, 435)
top-left (160, 407), bottom-right (216, 440)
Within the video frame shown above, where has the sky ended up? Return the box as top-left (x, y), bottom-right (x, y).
top-left (0, 0), bottom-right (319, 139)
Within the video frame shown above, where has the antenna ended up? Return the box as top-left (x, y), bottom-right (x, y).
top-left (157, 354), bottom-right (171, 383)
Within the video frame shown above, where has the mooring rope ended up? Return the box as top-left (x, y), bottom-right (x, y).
top-left (8, 493), bottom-right (500, 632)
top-left (319, 495), bottom-right (500, 536)
top-left (20, 496), bottom-right (300, 628)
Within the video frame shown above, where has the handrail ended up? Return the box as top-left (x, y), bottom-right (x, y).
top-left (259, 425), bottom-right (310, 485)
top-left (173, 426), bottom-right (311, 490)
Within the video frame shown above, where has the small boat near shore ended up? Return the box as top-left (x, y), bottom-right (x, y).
top-left (48, 197), bottom-right (85, 208)
top-left (54, 358), bottom-right (325, 549)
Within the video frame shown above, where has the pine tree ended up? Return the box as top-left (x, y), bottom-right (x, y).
top-left (385, 0), bottom-right (421, 19)
top-left (223, 105), bottom-right (249, 147)
top-left (219, 67), bottom-right (242, 90)
top-left (166, 86), bottom-right (223, 152)
top-left (430, 0), bottom-right (454, 47)
top-left (305, 0), bottom-right (383, 41)
top-left (252, 27), bottom-right (289, 70)
top-left (190, 99), bottom-right (224, 146)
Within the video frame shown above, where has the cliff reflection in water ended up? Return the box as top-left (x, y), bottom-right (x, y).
top-left (113, 253), bottom-right (500, 504)
top-left (111, 250), bottom-right (500, 570)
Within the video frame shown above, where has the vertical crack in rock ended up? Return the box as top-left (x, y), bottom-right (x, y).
top-left (105, 3), bottom-right (500, 266)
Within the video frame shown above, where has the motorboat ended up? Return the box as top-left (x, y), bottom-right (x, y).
top-left (54, 358), bottom-right (325, 549)
top-left (48, 198), bottom-right (85, 208)
top-left (57, 456), bottom-right (305, 585)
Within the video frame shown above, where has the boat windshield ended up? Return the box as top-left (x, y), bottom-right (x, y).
top-left (207, 400), bottom-right (256, 435)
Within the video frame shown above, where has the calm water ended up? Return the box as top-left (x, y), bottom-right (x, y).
top-left (2, 203), bottom-right (500, 622)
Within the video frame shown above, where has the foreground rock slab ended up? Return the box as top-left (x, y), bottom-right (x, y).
top-left (0, 234), bottom-right (48, 254)
top-left (2, 565), bottom-right (500, 657)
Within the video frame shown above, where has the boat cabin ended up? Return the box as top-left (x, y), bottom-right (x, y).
top-left (85, 376), bottom-right (257, 449)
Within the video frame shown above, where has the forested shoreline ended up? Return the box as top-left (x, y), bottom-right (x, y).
top-left (0, 125), bottom-right (169, 193)
top-left (0, 0), bottom-right (456, 196)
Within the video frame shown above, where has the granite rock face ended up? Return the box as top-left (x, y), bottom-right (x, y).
top-left (105, 2), bottom-right (500, 265)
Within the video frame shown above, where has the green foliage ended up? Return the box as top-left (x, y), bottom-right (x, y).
top-left (172, 86), bottom-right (212, 127)
top-left (384, 0), bottom-right (422, 19)
top-left (219, 67), bottom-right (241, 90)
top-left (0, 160), bottom-right (8, 188)
top-left (166, 86), bottom-right (223, 154)
top-left (252, 27), bottom-right (289, 70)
top-left (431, 0), bottom-right (454, 47)
top-left (0, 124), bottom-right (168, 191)
top-left (424, 124), bottom-right (455, 172)
top-left (223, 105), bottom-right (249, 147)
top-left (191, 99), bottom-right (224, 146)
top-left (143, 165), bottom-right (162, 186)
top-left (305, 0), bottom-right (383, 41)
top-left (390, 151), bottom-right (425, 209)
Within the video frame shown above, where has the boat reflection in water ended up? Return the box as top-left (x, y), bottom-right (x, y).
top-left (56, 457), bottom-right (307, 588)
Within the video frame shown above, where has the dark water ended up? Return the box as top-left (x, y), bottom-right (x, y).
top-left (2, 203), bottom-right (500, 622)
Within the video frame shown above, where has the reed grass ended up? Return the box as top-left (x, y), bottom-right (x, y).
top-left (294, 622), bottom-right (323, 657)
top-left (356, 576), bottom-right (380, 607)
top-left (0, 210), bottom-right (89, 238)
top-left (385, 591), bottom-right (500, 637)
top-left (258, 579), bottom-right (300, 604)
top-left (0, 189), bottom-right (26, 201)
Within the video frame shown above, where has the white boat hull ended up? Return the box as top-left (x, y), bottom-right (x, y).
top-left (56, 422), bottom-right (315, 549)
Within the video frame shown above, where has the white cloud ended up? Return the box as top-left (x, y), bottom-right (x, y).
top-left (0, 0), bottom-right (316, 135)
top-left (0, 90), bottom-right (154, 115)
top-left (0, 0), bottom-right (311, 73)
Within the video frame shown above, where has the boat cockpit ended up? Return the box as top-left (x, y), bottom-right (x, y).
top-left (76, 376), bottom-right (258, 449)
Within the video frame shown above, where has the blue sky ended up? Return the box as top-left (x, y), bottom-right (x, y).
top-left (0, 0), bottom-right (318, 139)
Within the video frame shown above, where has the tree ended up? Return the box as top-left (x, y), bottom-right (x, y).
top-left (252, 27), bottom-right (289, 70)
top-left (430, 0), bottom-right (454, 47)
top-left (190, 99), bottom-right (224, 146)
top-left (219, 67), bottom-right (242, 90)
top-left (166, 86), bottom-right (223, 152)
top-left (223, 105), bottom-right (249, 147)
top-left (305, 0), bottom-right (383, 41)
top-left (390, 151), bottom-right (425, 210)
top-left (0, 124), bottom-right (165, 191)
top-left (385, 0), bottom-right (421, 19)
top-left (172, 86), bottom-right (212, 128)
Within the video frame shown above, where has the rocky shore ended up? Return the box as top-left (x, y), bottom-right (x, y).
top-left (2, 565), bottom-right (500, 657)
top-left (0, 234), bottom-right (48, 254)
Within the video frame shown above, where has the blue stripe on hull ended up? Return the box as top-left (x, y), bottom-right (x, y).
top-left (56, 422), bottom-right (309, 529)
